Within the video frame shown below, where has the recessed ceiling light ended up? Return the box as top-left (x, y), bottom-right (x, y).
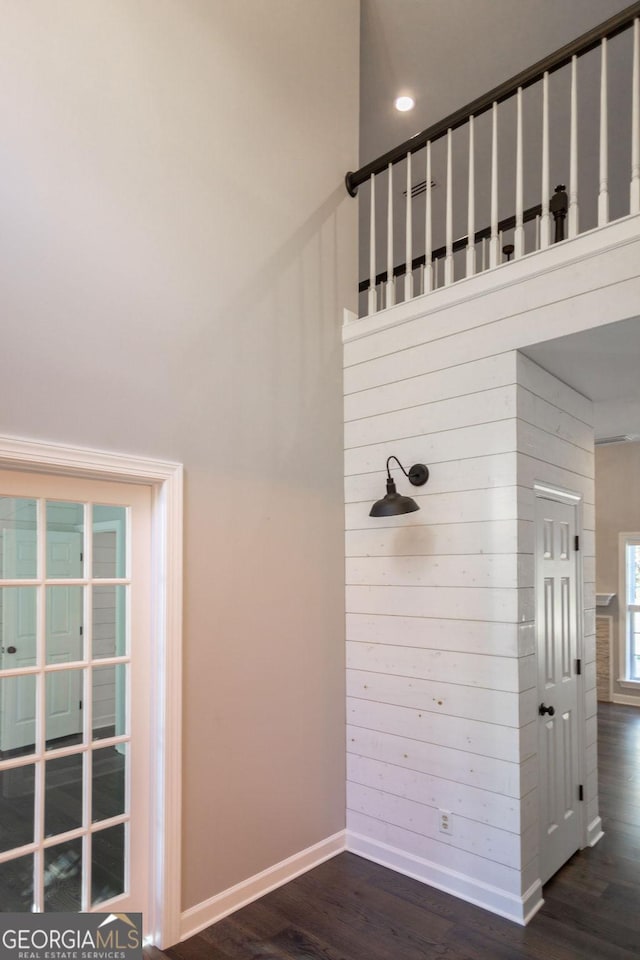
top-left (395, 95), bottom-right (415, 112)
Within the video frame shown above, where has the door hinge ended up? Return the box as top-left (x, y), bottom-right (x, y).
top-left (80, 626), bottom-right (83, 636)
top-left (578, 784), bottom-right (584, 801)
top-left (576, 659), bottom-right (582, 675)
top-left (80, 551), bottom-right (84, 562)
top-left (79, 700), bottom-right (83, 710)
top-left (574, 535), bottom-right (580, 551)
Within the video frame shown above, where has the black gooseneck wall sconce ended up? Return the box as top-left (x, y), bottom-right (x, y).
top-left (369, 456), bottom-right (430, 517)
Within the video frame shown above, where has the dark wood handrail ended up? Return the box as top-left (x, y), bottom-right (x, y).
top-left (346, 1), bottom-right (640, 196)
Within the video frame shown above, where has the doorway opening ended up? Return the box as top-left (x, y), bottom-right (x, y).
top-left (523, 314), bottom-right (640, 886)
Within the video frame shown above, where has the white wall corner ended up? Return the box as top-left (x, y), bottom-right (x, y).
top-left (346, 831), bottom-right (543, 926)
top-left (179, 831), bottom-right (347, 943)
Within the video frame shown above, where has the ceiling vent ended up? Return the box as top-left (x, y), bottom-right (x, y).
top-left (403, 179), bottom-right (437, 199)
top-left (595, 434), bottom-right (640, 445)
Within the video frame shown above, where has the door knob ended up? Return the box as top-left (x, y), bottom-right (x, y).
top-left (6, 646), bottom-right (17, 654)
top-left (539, 702), bottom-right (555, 716)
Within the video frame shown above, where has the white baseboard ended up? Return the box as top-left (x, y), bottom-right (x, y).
top-left (612, 692), bottom-right (640, 706)
top-left (587, 816), bottom-right (604, 847)
top-left (179, 830), bottom-right (346, 941)
top-left (346, 830), bottom-right (543, 926)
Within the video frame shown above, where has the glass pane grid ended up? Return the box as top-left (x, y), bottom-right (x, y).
top-left (1, 495), bottom-right (131, 913)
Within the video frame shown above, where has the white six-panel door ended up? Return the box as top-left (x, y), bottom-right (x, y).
top-left (535, 492), bottom-right (582, 884)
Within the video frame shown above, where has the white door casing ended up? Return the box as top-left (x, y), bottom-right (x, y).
top-left (535, 488), bottom-right (583, 885)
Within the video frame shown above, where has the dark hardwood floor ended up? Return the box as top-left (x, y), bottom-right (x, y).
top-left (159, 702), bottom-right (640, 960)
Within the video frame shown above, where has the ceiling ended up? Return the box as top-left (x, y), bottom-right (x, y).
top-left (359, 0), bottom-right (639, 443)
top-left (524, 319), bottom-right (640, 441)
top-left (359, 0), bottom-right (632, 165)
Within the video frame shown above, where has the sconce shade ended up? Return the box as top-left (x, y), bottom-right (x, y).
top-left (369, 478), bottom-right (420, 517)
top-left (369, 459), bottom-right (430, 517)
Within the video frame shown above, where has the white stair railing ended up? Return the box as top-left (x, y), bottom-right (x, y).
top-left (348, 2), bottom-right (640, 317)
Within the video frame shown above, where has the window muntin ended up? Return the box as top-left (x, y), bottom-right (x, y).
top-left (623, 537), bottom-right (640, 681)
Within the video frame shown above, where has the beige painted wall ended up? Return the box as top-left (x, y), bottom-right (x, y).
top-left (595, 441), bottom-right (640, 704)
top-left (0, 1), bottom-right (359, 911)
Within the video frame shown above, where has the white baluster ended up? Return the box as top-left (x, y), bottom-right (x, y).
top-left (367, 174), bottom-right (377, 315)
top-left (424, 143), bottom-right (433, 293)
top-left (569, 55), bottom-right (579, 237)
top-left (536, 214), bottom-right (541, 250)
top-left (445, 128), bottom-right (454, 285)
top-left (481, 236), bottom-right (487, 272)
top-left (540, 71), bottom-right (550, 249)
top-left (386, 162), bottom-right (395, 308)
top-left (598, 38), bottom-right (609, 226)
top-left (490, 102), bottom-right (499, 267)
top-left (405, 153), bottom-right (413, 301)
top-left (466, 117), bottom-right (476, 277)
top-left (631, 18), bottom-right (640, 214)
top-left (514, 87), bottom-right (524, 258)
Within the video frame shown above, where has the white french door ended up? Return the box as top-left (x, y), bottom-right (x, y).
top-left (0, 469), bottom-right (151, 915)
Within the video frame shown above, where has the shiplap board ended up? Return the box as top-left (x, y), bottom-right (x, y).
top-left (586, 740), bottom-right (598, 775)
top-left (346, 486), bottom-right (523, 530)
top-left (345, 554), bottom-right (531, 589)
top-left (346, 584), bottom-right (534, 622)
top-left (347, 782), bottom-right (522, 868)
top-left (345, 386), bottom-right (517, 450)
top-left (516, 354), bottom-right (592, 426)
top-left (518, 421), bottom-right (593, 478)
top-left (347, 698), bottom-right (536, 763)
top-left (585, 714), bottom-right (598, 747)
top-left (584, 608), bottom-right (596, 640)
top-left (517, 389), bottom-right (593, 452)
top-left (345, 613), bottom-right (535, 657)
top-left (344, 227), bottom-right (640, 368)
top-left (346, 810), bottom-right (525, 894)
top-left (347, 278), bottom-right (640, 396)
top-left (345, 452), bottom-right (519, 503)
top-left (347, 669), bottom-right (536, 727)
top-left (347, 725), bottom-right (522, 796)
top-left (347, 755), bottom-right (536, 833)
top-left (344, 354), bottom-right (517, 422)
top-left (344, 420), bottom-right (518, 477)
top-left (346, 642), bottom-right (523, 691)
top-left (583, 556), bottom-right (596, 583)
top-left (346, 518), bottom-right (528, 559)
top-left (516, 454), bottom-right (594, 505)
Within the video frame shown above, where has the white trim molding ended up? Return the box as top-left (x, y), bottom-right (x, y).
top-left (346, 831), bottom-right (544, 925)
top-left (179, 831), bottom-right (347, 942)
top-left (0, 434), bottom-right (183, 948)
top-left (587, 816), bottom-right (604, 847)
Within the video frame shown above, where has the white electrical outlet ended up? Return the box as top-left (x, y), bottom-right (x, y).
top-left (439, 809), bottom-right (453, 835)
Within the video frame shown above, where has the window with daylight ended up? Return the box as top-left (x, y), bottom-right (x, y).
top-left (621, 535), bottom-right (640, 683)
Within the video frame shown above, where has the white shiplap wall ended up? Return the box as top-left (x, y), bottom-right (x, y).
top-left (341, 231), bottom-right (620, 921)
top-left (344, 348), bottom-right (542, 921)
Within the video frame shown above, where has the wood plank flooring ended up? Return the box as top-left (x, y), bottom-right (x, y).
top-left (158, 702), bottom-right (640, 960)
